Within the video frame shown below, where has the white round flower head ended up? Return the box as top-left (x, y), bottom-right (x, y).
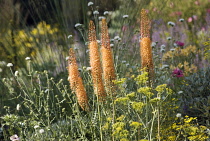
top-left (93, 10), bottom-right (99, 15)
top-left (167, 37), bottom-right (172, 40)
top-left (162, 65), bottom-right (169, 69)
top-left (88, 1), bottom-right (93, 6)
top-left (74, 47), bottom-right (79, 50)
top-left (160, 48), bottom-right (165, 53)
top-left (25, 57), bottom-right (31, 60)
top-left (7, 63), bottom-right (13, 67)
top-left (39, 129), bottom-right (44, 134)
top-left (151, 42), bottom-right (156, 47)
top-left (173, 43), bottom-right (178, 47)
top-left (123, 15), bottom-right (129, 18)
top-left (110, 44), bottom-right (114, 47)
top-left (178, 91), bottom-right (183, 94)
top-left (0, 68), bottom-right (2, 73)
top-left (14, 71), bottom-right (19, 77)
top-left (179, 18), bottom-right (184, 22)
top-left (16, 104), bottom-right (20, 111)
top-left (66, 56), bottom-right (69, 61)
top-left (167, 21), bottom-right (175, 26)
top-left (126, 63), bottom-right (129, 67)
top-left (122, 60), bottom-right (126, 63)
top-left (161, 44), bottom-right (166, 49)
top-left (75, 23), bottom-right (82, 28)
top-left (110, 39), bottom-right (114, 42)
top-left (67, 35), bottom-right (72, 39)
top-left (86, 49), bottom-right (89, 53)
top-left (86, 67), bottom-right (92, 71)
top-left (170, 48), bottom-right (175, 52)
top-left (114, 36), bottom-right (120, 40)
top-left (104, 11), bottom-right (109, 15)
top-left (34, 125), bottom-right (39, 129)
top-left (98, 16), bottom-right (105, 20)
top-left (176, 113), bottom-right (182, 118)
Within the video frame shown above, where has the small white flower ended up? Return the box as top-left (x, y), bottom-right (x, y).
top-left (179, 18), bottom-right (184, 22)
top-left (151, 42), bottom-right (156, 47)
top-left (122, 60), bottom-right (126, 63)
top-left (34, 125), bottom-right (39, 129)
top-left (110, 39), bottom-right (115, 42)
top-left (25, 57), bottom-right (31, 60)
top-left (162, 65), bottom-right (169, 69)
top-left (167, 21), bottom-right (175, 26)
top-left (160, 48), bottom-right (165, 52)
top-left (104, 11), bottom-right (109, 15)
top-left (176, 113), bottom-right (182, 118)
top-left (170, 48), bottom-right (175, 52)
top-left (86, 49), bottom-right (89, 53)
top-left (173, 43), bottom-right (178, 47)
top-left (160, 44), bottom-right (166, 49)
top-left (88, 1), bottom-right (93, 6)
top-left (0, 68), bottom-right (2, 72)
top-left (66, 56), bottom-right (69, 61)
top-left (123, 15), bottom-right (129, 18)
top-left (39, 129), bottom-right (44, 134)
top-left (14, 71), bottom-right (19, 76)
top-left (114, 36), bottom-right (120, 40)
top-left (16, 104), bottom-right (20, 111)
top-left (86, 67), bottom-right (92, 71)
top-left (67, 35), bottom-right (72, 39)
top-left (7, 63), bottom-right (13, 67)
top-left (167, 37), bottom-right (172, 40)
top-left (178, 91), bottom-right (183, 94)
top-left (10, 134), bottom-right (20, 141)
top-left (93, 10), bottom-right (99, 15)
top-left (126, 63), bottom-right (129, 67)
top-left (98, 16), bottom-right (105, 20)
top-left (110, 44), bottom-right (114, 47)
top-left (75, 23), bottom-right (82, 28)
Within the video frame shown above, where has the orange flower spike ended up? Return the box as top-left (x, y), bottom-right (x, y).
top-left (88, 20), bottom-right (106, 101)
top-left (68, 48), bottom-right (89, 111)
top-left (140, 9), bottom-right (154, 75)
top-left (101, 19), bottom-right (116, 92)
top-left (68, 48), bottom-right (79, 92)
top-left (76, 77), bottom-right (90, 111)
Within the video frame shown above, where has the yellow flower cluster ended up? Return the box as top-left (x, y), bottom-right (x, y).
top-left (163, 45), bottom-right (197, 61)
top-left (137, 87), bottom-right (153, 98)
top-left (115, 97), bottom-right (130, 105)
top-left (130, 121), bottom-right (142, 129)
top-left (131, 102), bottom-right (144, 112)
top-left (112, 122), bottom-right (129, 139)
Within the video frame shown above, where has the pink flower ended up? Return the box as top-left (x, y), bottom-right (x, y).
top-left (207, 9), bottom-right (210, 13)
top-left (172, 68), bottom-right (184, 78)
top-left (175, 41), bottom-right (184, 47)
top-left (188, 17), bottom-right (193, 22)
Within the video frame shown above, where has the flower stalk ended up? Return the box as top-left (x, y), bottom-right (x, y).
top-left (88, 20), bottom-right (106, 101)
top-left (68, 48), bottom-right (89, 111)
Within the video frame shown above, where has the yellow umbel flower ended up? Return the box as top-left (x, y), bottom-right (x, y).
top-left (68, 48), bottom-right (89, 111)
top-left (88, 20), bottom-right (106, 101)
top-left (101, 19), bottom-right (116, 94)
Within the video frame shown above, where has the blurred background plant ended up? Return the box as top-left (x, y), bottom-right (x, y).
top-left (0, 0), bottom-right (210, 140)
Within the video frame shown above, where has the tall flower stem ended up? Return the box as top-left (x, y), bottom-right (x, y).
top-left (101, 19), bottom-right (116, 95)
top-left (88, 20), bottom-right (106, 101)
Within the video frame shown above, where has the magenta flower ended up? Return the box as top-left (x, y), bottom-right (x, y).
top-left (175, 41), bottom-right (184, 47)
top-left (172, 68), bottom-right (184, 77)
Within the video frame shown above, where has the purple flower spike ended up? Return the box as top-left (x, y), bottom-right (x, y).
top-left (172, 68), bottom-right (184, 77)
top-left (175, 41), bottom-right (184, 47)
